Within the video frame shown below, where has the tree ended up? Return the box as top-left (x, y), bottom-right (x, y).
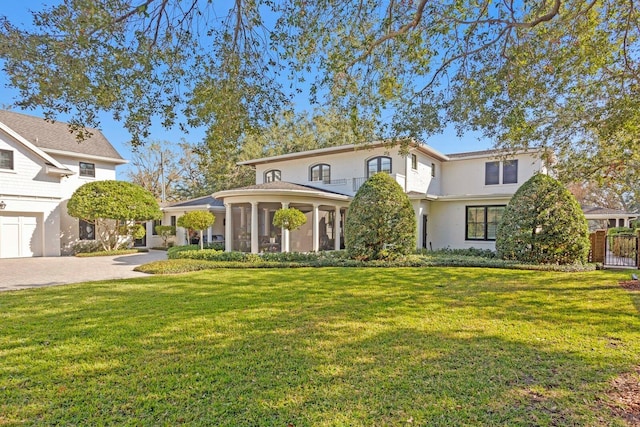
top-left (496, 174), bottom-right (590, 265)
top-left (344, 173), bottom-right (416, 260)
top-left (154, 225), bottom-right (176, 249)
top-left (272, 208), bottom-right (307, 253)
top-left (1, 1), bottom-right (638, 186)
top-left (126, 140), bottom-right (187, 202)
top-left (67, 180), bottom-right (161, 251)
top-left (177, 211), bottom-right (215, 250)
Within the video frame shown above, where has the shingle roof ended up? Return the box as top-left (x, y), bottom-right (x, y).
top-left (238, 181), bottom-right (349, 196)
top-left (0, 110), bottom-right (125, 161)
top-left (166, 195), bottom-right (225, 208)
top-left (582, 205), bottom-right (638, 216)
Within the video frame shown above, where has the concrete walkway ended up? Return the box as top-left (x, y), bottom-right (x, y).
top-left (0, 250), bottom-right (168, 292)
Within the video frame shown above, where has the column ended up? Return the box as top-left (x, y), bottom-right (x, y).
top-left (281, 202), bottom-right (289, 253)
top-left (225, 203), bottom-right (233, 252)
top-left (334, 206), bottom-right (341, 251)
top-left (263, 208), bottom-right (270, 237)
top-left (251, 202), bottom-right (259, 254)
top-left (312, 204), bottom-right (320, 252)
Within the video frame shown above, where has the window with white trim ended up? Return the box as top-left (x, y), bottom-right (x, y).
top-left (79, 162), bottom-right (95, 178)
top-left (0, 149), bottom-right (14, 170)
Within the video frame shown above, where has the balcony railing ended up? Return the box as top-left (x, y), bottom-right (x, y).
top-left (309, 174), bottom-right (404, 193)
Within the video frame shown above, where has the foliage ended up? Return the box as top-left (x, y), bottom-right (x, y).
top-left (161, 247), bottom-right (596, 273)
top-left (67, 181), bottom-right (161, 251)
top-left (496, 174), bottom-right (590, 265)
top-left (272, 208), bottom-right (307, 231)
top-left (1, 268), bottom-right (636, 425)
top-left (607, 227), bottom-right (638, 259)
top-left (154, 225), bottom-right (176, 249)
top-left (344, 173), bottom-right (416, 260)
top-left (118, 223), bottom-right (146, 242)
top-left (176, 211), bottom-right (215, 250)
top-left (126, 140), bottom-right (195, 202)
top-left (3, 1), bottom-right (639, 191)
top-left (75, 249), bottom-right (144, 257)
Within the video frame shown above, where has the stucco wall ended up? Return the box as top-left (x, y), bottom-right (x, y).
top-left (440, 152), bottom-right (544, 197)
top-left (428, 198), bottom-right (512, 251)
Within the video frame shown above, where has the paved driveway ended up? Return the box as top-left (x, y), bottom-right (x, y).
top-left (0, 250), bottom-right (167, 292)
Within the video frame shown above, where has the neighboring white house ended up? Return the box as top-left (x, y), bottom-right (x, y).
top-left (153, 141), bottom-right (550, 253)
top-left (0, 110), bottom-right (127, 258)
top-left (581, 205), bottom-right (637, 231)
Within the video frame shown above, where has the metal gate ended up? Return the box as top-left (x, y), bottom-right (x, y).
top-left (605, 234), bottom-right (639, 267)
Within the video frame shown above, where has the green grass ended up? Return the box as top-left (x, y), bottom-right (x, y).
top-left (1, 267), bottom-right (639, 426)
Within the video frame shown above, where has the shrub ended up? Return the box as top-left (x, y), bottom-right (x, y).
top-left (344, 173), bottom-right (416, 260)
top-left (272, 208), bottom-right (307, 231)
top-left (177, 211), bottom-right (215, 250)
top-left (155, 225), bottom-right (176, 248)
top-left (496, 174), bottom-right (590, 264)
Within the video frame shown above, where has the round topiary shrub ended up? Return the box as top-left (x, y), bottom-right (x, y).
top-left (496, 173), bottom-right (590, 264)
top-left (344, 172), bottom-right (416, 260)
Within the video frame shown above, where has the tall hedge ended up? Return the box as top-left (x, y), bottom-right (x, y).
top-left (344, 172), bottom-right (416, 260)
top-left (496, 174), bottom-right (589, 264)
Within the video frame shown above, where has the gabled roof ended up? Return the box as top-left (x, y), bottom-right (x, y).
top-left (0, 110), bottom-right (126, 163)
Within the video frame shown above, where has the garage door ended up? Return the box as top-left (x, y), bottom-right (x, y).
top-left (0, 214), bottom-right (42, 258)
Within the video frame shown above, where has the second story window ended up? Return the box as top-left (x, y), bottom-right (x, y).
top-left (411, 154), bottom-right (417, 170)
top-left (0, 149), bottom-right (14, 170)
top-left (367, 156), bottom-right (391, 178)
top-left (79, 161), bottom-right (95, 178)
top-left (503, 160), bottom-right (518, 184)
top-left (310, 164), bottom-right (330, 182)
top-left (485, 161), bottom-right (500, 185)
top-left (431, 162), bottom-right (436, 178)
top-left (264, 169), bottom-right (281, 183)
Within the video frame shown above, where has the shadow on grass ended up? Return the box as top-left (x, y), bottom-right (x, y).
top-left (1, 267), bottom-right (639, 425)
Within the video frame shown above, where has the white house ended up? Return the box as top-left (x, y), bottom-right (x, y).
top-left (0, 110), bottom-right (127, 258)
top-left (154, 141), bottom-right (550, 253)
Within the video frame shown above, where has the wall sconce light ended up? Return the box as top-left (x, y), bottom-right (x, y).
top-left (0, 201), bottom-right (5, 210)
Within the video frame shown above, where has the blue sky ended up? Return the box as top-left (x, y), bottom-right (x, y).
top-left (0, 1), bottom-right (492, 179)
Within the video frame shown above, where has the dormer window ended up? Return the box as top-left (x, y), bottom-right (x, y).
top-left (0, 149), bottom-right (14, 170)
top-left (79, 161), bottom-right (95, 178)
top-left (264, 169), bottom-right (281, 183)
top-left (367, 156), bottom-right (391, 177)
top-left (310, 164), bottom-right (330, 182)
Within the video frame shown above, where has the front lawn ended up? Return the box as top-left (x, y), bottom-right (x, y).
top-left (1, 267), bottom-right (639, 425)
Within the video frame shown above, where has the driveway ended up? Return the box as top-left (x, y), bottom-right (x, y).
top-left (0, 250), bottom-right (168, 292)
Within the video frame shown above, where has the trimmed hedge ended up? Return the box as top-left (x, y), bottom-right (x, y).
top-left (151, 246), bottom-right (597, 274)
top-left (345, 173), bottom-right (416, 260)
top-left (496, 174), bottom-right (590, 265)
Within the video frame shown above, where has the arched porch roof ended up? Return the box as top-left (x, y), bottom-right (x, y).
top-left (213, 181), bottom-right (351, 207)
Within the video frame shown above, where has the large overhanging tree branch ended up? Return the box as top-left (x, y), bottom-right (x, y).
top-left (1, 0), bottom-right (639, 187)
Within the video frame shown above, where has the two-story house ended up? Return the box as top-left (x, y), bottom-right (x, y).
top-left (0, 110), bottom-right (127, 258)
top-left (159, 141), bottom-right (548, 253)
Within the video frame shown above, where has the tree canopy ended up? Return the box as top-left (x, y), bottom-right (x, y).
top-left (1, 1), bottom-right (638, 185)
top-left (67, 180), bottom-right (161, 250)
top-left (177, 210), bottom-right (215, 250)
top-left (496, 174), bottom-right (590, 265)
top-left (344, 172), bottom-right (416, 260)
